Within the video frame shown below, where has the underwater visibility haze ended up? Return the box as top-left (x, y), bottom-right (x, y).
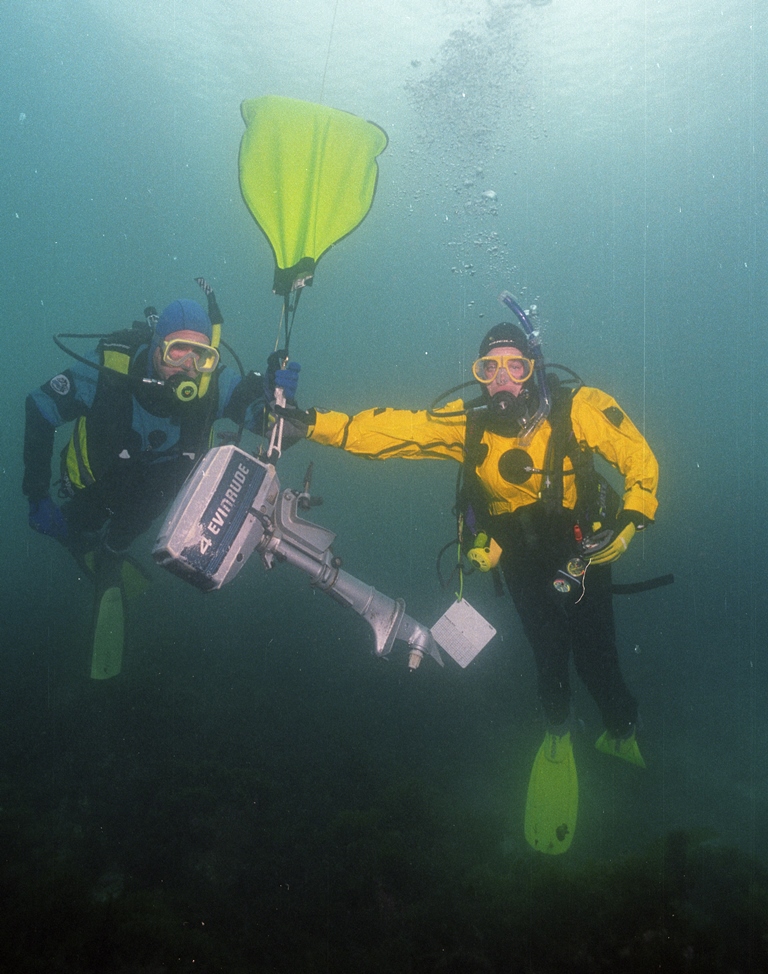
top-left (2, 0), bottom-right (768, 970)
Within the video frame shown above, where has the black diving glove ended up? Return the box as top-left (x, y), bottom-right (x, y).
top-left (274, 403), bottom-right (316, 439)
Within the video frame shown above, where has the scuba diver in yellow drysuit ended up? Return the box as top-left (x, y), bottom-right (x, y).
top-left (279, 298), bottom-right (659, 853)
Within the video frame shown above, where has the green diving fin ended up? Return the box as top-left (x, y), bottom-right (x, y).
top-left (81, 552), bottom-right (148, 679)
top-left (91, 583), bottom-right (125, 680)
top-left (83, 552), bottom-right (150, 602)
top-left (119, 556), bottom-right (151, 601)
top-left (239, 95), bottom-right (388, 295)
top-left (595, 728), bottom-right (646, 768)
top-left (524, 730), bottom-right (579, 855)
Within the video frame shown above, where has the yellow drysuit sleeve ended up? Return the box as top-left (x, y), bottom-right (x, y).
top-left (309, 388), bottom-right (659, 521)
top-left (570, 387), bottom-right (659, 521)
top-left (310, 401), bottom-right (467, 462)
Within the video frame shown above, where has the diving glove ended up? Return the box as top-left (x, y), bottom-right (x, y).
top-left (274, 403), bottom-right (316, 439)
top-left (28, 496), bottom-right (68, 539)
top-left (267, 351), bottom-right (301, 402)
top-left (585, 511), bottom-right (641, 565)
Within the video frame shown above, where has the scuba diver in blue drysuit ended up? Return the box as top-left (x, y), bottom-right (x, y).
top-left (23, 293), bottom-right (300, 677)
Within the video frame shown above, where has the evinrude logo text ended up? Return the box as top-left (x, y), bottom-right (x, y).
top-left (207, 463), bottom-right (250, 535)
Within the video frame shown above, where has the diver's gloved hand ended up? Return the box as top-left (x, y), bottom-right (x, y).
top-left (28, 496), bottom-right (68, 539)
top-left (276, 362), bottom-right (301, 402)
top-left (586, 511), bottom-right (641, 565)
top-left (274, 403), bottom-right (317, 439)
top-left (267, 351), bottom-right (301, 402)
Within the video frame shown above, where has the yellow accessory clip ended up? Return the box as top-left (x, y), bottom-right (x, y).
top-left (467, 532), bottom-right (503, 572)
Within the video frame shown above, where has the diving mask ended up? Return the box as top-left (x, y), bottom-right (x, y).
top-left (472, 354), bottom-right (534, 385)
top-left (160, 338), bottom-right (220, 374)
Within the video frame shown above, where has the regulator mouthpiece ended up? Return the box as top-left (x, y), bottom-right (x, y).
top-left (169, 375), bottom-right (199, 402)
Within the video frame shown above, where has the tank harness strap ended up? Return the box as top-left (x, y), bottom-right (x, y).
top-left (540, 386), bottom-right (611, 531)
top-left (98, 323), bottom-right (153, 371)
top-left (62, 415), bottom-right (95, 490)
top-left (540, 386), bottom-right (574, 510)
top-left (60, 324), bottom-right (152, 491)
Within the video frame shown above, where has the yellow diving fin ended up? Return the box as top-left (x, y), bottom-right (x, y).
top-left (83, 552), bottom-right (150, 602)
top-left (119, 556), bottom-right (151, 602)
top-left (595, 728), bottom-right (646, 768)
top-left (524, 730), bottom-right (579, 855)
top-left (91, 583), bottom-right (125, 680)
top-left (82, 552), bottom-right (149, 679)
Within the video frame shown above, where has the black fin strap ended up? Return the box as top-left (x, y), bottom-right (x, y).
top-left (612, 573), bottom-right (674, 595)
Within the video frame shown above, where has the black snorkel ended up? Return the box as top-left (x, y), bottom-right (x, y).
top-left (498, 291), bottom-right (551, 444)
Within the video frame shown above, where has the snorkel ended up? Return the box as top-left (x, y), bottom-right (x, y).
top-left (498, 291), bottom-right (551, 444)
top-left (194, 278), bottom-right (222, 400)
top-left (427, 290), bottom-right (554, 427)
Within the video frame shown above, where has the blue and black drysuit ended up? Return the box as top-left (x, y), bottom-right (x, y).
top-left (23, 327), bottom-right (271, 556)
